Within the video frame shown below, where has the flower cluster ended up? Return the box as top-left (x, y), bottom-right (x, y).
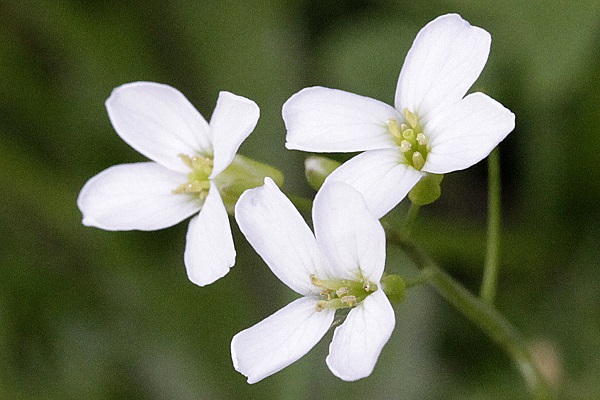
top-left (78, 13), bottom-right (514, 383)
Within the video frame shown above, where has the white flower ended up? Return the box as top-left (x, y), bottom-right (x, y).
top-left (231, 177), bottom-right (394, 383)
top-left (77, 82), bottom-right (260, 286)
top-left (283, 13), bottom-right (515, 218)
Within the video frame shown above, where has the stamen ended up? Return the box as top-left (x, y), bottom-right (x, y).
top-left (416, 133), bottom-right (427, 146)
top-left (174, 153), bottom-right (214, 200)
top-left (340, 295), bottom-right (357, 307)
top-left (387, 118), bottom-right (402, 138)
top-left (178, 154), bottom-right (194, 168)
top-left (403, 109), bottom-right (419, 128)
top-left (310, 274), bottom-right (377, 310)
top-left (316, 301), bottom-right (327, 312)
top-left (412, 151), bottom-right (425, 170)
top-left (400, 140), bottom-right (412, 153)
top-left (310, 274), bottom-right (321, 286)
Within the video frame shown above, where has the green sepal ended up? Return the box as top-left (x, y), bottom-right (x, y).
top-left (408, 173), bottom-right (444, 206)
top-left (215, 154), bottom-right (284, 214)
top-left (381, 274), bottom-right (406, 304)
top-left (304, 156), bottom-right (341, 191)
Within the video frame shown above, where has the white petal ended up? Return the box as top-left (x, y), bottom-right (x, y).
top-left (326, 290), bottom-right (395, 381)
top-left (209, 92), bottom-right (260, 177)
top-left (106, 82), bottom-right (212, 173)
top-left (284, 87), bottom-right (398, 152)
top-left (77, 162), bottom-right (200, 231)
top-left (313, 182), bottom-right (386, 284)
top-left (184, 181), bottom-right (235, 286)
top-left (395, 14), bottom-right (491, 123)
top-left (232, 297), bottom-right (335, 384)
top-left (325, 149), bottom-right (425, 219)
top-left (234, 178), bottom-right (327, 295)
top-left (423, 92), bottom-right (515, 174)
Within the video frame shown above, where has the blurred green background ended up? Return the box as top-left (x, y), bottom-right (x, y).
top-left (1, 0), bottom-right (599, 398)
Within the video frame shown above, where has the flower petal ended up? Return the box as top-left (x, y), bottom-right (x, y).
top-left (234, 178), bottom-right (327, 295)
top-left (423, 92), bottom-right (515, 174)
top-left (232, 297), bottom-right (335, 384)
top-left (313, 182), bottom-right (386, 284)
top-left (326, 290), bottom-right (395, 381)
top-left (106, 82), bottom-right (212, 173)
top-left (184, 181), bottom-right (235, 286)
top-left (284, 87), bottom-right (398, 152)
top-left (77, 162), bottom-right (200, 231)
top-left (209, 92), bottom-right (260, 177)
top-left (395, 14), bottom-right (491, 123)
top-left (324, 149), bottom-right (425, 219)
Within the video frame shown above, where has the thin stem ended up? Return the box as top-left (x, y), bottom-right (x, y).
top-left (404, 269), bottom-right (433, 288)
top-left (402, 202), bottom-right (421, 238)
top-left (481, 148), bottom-right (501, 303)
top-left (399, 240), bottom-right (551, 400)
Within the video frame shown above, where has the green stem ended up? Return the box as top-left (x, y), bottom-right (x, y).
top-left (402, 202), bottom-right (421, 238)
top-left (481, 148), bottom-right (501, 303)
top-left (399, 240), bottom-right (551, 399)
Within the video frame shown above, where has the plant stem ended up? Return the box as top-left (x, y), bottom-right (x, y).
top-left (399, 240), bottom-right (551, 399)
top-left (481, 148), bottom-right (501, 303)
top-left (402, 202), bottom-right (421, 237)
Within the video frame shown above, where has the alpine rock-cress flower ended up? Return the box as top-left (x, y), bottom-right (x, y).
top-left (232, 177), bottom-right (394, 383)
top-left (78, 82), bottom-right (276, 286)
top-left (283, 13), bottom-right (515, 218)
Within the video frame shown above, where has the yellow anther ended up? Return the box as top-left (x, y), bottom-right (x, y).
top-left (400, 140), bottom-right (412, 153)
top-left (191, 156), bottom-right (213, 175)
top-left (387, 118), bottom-right (402, 138)
top-left (416, 133), bottom-right (427, 146)
top-left (403, 109), bottom-right (419, 128)
top-left (341, 295), bottom-right (357, 307)
top-left (310, 274), bottom-right (321, 285)
top-left (178, 154), bottom-right (194, 168)
top-left (316, 301), bottom-right (327, 312)
top-left (412, 151), bottom-right (425, 170)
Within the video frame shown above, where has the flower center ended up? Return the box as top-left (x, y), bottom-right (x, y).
top-left (310, 274), bottom-right (377, 311)
top-left (172, 154), bottom-right (214, 202)
top-left (387, 109), bottom-right (429, 170)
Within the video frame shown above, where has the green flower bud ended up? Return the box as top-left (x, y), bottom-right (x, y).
top-left (304, 156), bottom-right (341, 191)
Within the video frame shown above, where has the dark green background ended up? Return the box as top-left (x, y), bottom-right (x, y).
top-left (1, 0), bottom-right (599, 398)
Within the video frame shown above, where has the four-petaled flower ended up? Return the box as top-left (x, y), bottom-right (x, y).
top-left (283, 13), bottom-right (515, 218)
top-left (77, 82), bottom-right (261, 286)
top-left (232, 178), bottom-right (395, 383)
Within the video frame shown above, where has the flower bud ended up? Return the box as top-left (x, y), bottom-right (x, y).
top-left (304, 156), bottom-right (341, 191)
